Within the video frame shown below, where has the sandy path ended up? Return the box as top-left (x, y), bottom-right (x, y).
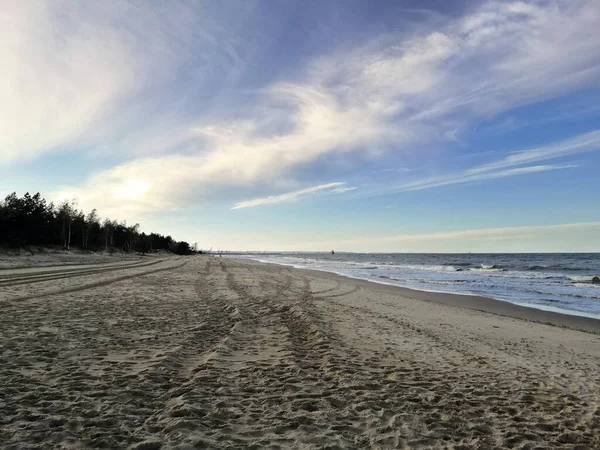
top-left (1, 256), bottom-right (599, 449)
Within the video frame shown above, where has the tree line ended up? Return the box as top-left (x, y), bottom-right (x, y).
top-left (0, 192), bottom-right (194, 255)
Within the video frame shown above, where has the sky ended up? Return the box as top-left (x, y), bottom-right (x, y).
top-left (2, 0), bottom-right (600, 252)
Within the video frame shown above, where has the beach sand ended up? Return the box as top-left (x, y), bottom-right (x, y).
top-left (1, 255), bottom-right (599, 449)
top-left (0, 248), bottom-right (149, 270)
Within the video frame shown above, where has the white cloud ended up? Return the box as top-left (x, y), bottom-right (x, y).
top-left (5, 1), bottom-right (600, 219)
top-left (334, 0), bottom-right (599, 128)
top-left (0, 2), bottom-right (245, 164)
top-left (231, 182), bottom-right (354, 210)
top-left (0, 2), bottom-right (136, 163)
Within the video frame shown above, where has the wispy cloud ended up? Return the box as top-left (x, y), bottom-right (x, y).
top-left (389, 129), bottom-right (600, 192)
top-left (395, 164), bottom-right (578, 192)
top-left (231, 182), bottom-right (354, 210)
top-left (0, 2), bottom-right (249, 164)
top-left (0, 2), bottom-right (136, 163)
top-left (330, 187), bottom-right (357, 194)
top-left (471, 130), bottom-right (600, 173)
top-left (5, 1), bottom-right (599, 219)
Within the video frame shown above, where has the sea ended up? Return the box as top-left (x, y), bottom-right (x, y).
top-left (230, 253), bottom-right (600, 319)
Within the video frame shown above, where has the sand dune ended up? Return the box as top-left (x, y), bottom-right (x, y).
top-left (1, 255), bottom-right (599, 449)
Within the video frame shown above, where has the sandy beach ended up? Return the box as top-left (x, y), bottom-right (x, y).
top-left (1, 255), bottom-right (599, 449)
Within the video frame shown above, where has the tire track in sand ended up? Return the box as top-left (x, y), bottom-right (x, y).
top-left (0, 258), bottom-right (166, 287)
top-left (0, 258), bottom-right (187, 304)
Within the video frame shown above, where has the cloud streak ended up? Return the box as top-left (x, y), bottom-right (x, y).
top-left (470, 130), bottom-right (600, 174)
top-left (394, 164), bottom-right (578, 192)
top-left (231, 182), bottom-right (354, 210)
top-left (388, 129), bottom-right (600, 192)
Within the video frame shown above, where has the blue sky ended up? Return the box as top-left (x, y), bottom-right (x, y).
top-left (1, 0), bottom-right (600, 252)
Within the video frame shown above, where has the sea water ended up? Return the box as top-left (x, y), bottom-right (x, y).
top-left (230, 253), bottom-right (600, 319)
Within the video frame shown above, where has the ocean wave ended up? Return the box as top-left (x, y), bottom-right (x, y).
top-left (568, 275), bottom-right (600, 284)
top-left (378, 264), bottom-right (463, 272)
top-left (234, 253), bottom-right (600, 317)
top-left (525, 265), bottom-right (589, 272)
top-left (524, 265), bottom-right (591, 272)
top-left (427, 280), bottom-right (467, 285)
top-left (470, 267), bottom-right (505, 272)
top-left (526, 287), bottom-right (600, 300)
top-left (572, 283), bottom-right (600, 292)
top-left (537, 298), bottom-right (563, 304)
top-left (526, 265), bottom-right (548, 271)
top-left (495, 272), bottom-right (559, 280)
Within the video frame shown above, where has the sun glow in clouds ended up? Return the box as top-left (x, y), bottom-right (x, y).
top-left (112, 179), bottom-right (151, 201)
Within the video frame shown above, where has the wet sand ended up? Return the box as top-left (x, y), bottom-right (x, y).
top-left (1, 255), bottom-right (599, 449)
top-left (299, 267), bottom-right (600, 334)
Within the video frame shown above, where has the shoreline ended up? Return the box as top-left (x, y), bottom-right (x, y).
top-left (231, 256), bottom-right (600, 334)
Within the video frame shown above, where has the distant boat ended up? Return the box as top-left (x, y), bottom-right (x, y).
top-left (331, 249), bottom-right (335, 254)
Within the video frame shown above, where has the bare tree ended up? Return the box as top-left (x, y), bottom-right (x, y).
top-left (83, 209), bottom-right (99, 248)
top-left (125, 223), bottom-right (140, 251)
top-left (57, 199), bottom-right (77, 250)
top-left (102, 218), bottom-right (113, 251)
